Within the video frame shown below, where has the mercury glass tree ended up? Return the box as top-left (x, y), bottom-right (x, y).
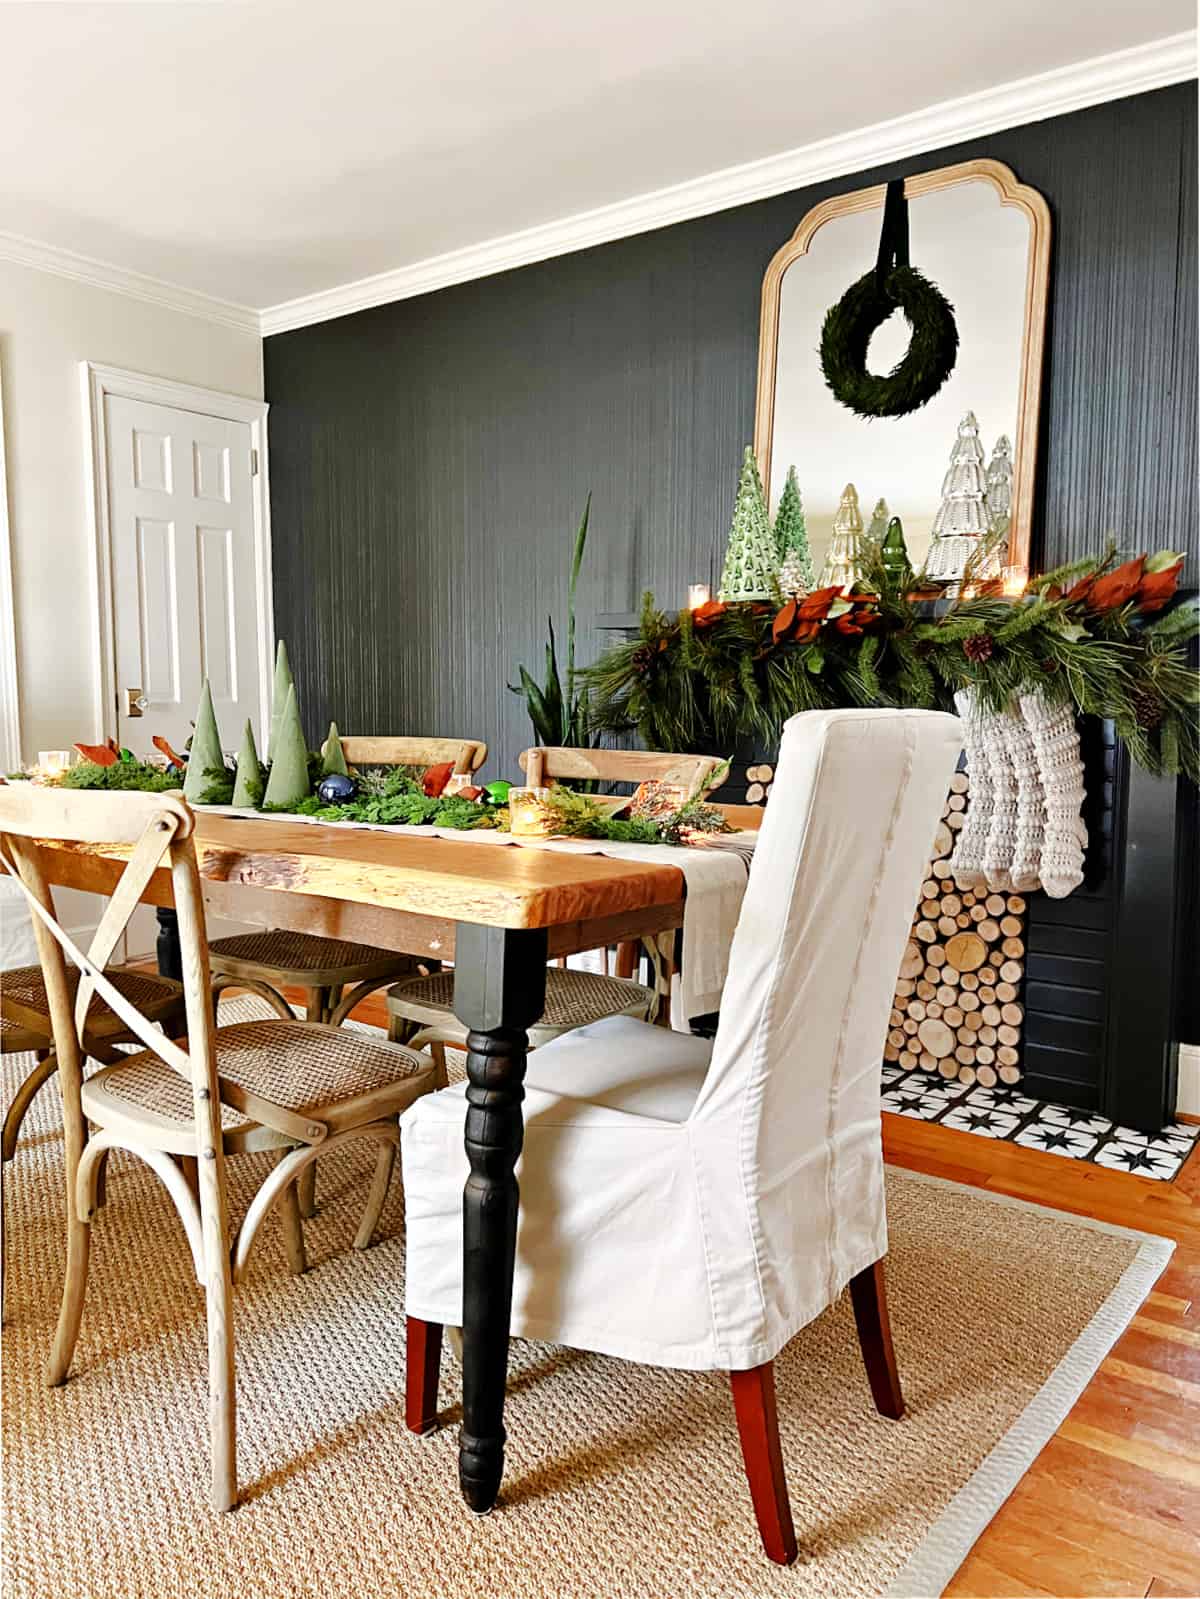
top-left (924, 412), bottom-right (993, 584)
top-left (866, 496), bottom-right (891, 547)
top-left (818, 483), bottom-right (870, 592)
top-left (986, 434), bottom-right (1014, 547)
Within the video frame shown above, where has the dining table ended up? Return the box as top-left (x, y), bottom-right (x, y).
top-left (30, 809), bottom-right (699, 1513)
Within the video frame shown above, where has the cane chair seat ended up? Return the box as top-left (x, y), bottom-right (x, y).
top-left (208, 931), bottom-right (414, 990)
top-left (387, 965), bottom-right (656, 1050)
top-left (2, 963), bottom-right (184, 1045)
top-left (83, 1020), bottom-right (436, 1155)
top-left (1, 1007), bottom-right (49, 1054)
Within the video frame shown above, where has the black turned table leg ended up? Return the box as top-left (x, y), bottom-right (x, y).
top-left (155, 907), bottom-right (183, 981)
top-left (452, 923), bottom-right (547, 1513)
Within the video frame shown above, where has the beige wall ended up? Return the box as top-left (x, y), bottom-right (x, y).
top-left (0, 258), bottom-right (262, 758)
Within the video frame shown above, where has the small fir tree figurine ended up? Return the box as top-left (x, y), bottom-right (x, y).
top-left (231, 719), bottom-right (264, 808)
top-left (986, 434), bottom-right (1013, 544)
top-left (268, 639), bottom-right (294, 762)
top-left (182, 679), bottom-right (224, 804)
top-left (880, 515), bottom-right (912, 584)
top-left (773, 466), bottom-right (813, 597)
top-left (818, 483), bottom-right (870, 592)
top-left (924, 412), bottom-right (993, 584)
top-left (866, 496), bottom-right (891, 546)
top-left (321, 721), bottom-right (349, 776)
top-left (262, 684), bottom-right (311, 810)
top-left (718, 446), bottom-right (777, 601)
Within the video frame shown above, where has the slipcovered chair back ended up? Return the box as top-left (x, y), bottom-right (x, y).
top-left (690, 709), bottom-right (962, 1353)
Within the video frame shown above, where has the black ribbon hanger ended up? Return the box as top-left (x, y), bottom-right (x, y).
top-left (874, 178), bottom-right (910, 290)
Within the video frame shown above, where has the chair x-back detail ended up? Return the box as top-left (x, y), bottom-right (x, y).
top-left (0, 785), bottom-right (437, 1510)
top-left (398, 710), bottom-right (963, 1562)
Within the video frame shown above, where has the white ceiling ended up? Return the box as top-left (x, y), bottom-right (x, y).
top-left (1, 1), bottom-right (1194, 317)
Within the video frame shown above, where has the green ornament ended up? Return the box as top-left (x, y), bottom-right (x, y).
top-left (268, 639), bottom-right (294, 762)
top-left (485, 780), bottom-right (512, 803)
top-left (183, 679), bottom-right (225, 804)
top-left (262, 684), bottom-right (310, 810)
top-left (231, 719), bottom-right (264, 808)
top-left (881, 515), bottom-right (912, 581)
top-left (718, 446), bottom-right (777, 602)
top-left (321, 720), bottom-right (348, 776)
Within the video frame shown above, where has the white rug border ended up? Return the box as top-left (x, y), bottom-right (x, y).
top-left (885, 1166), bottom-right (1175, 1598)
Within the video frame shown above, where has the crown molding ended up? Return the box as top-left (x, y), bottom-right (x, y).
top-left (261, 30), bottom-right (1197, 337)
top-left (0, 230), bottom-right (260, 336)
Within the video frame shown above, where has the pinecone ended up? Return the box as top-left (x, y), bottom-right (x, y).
top-left (631, 644), bottom-right (655, 678)
top-left (1131, 684), bottom-right (1165, 729)
top-left (962, 633), bottom-right (995, 664)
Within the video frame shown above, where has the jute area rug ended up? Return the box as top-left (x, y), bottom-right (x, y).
top-left (0, 1009), bottom-right (1170, 1599)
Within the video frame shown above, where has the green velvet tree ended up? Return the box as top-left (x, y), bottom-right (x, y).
top-left (773, 466), bottom-right (813, 596)
top-left (268, 639), bottom-right (294, 762)
top-left (262, 684), bottom-right (311, 809)
top-left (718, 447), bottom-right (777, 601)
top-left (231, 718), bottom-right (264, 808)
top-left (881, 515), bottom-right (913, 586)
top-left (182, 679), bottom-right (224, 805)
top-left (321, 721), bottom-right (349, 776)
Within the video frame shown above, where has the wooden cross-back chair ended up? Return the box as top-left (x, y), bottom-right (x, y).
top-left (0, 784), bottom-right (437, 1510)
top-left (385, 743), bottom-right (722, 1058)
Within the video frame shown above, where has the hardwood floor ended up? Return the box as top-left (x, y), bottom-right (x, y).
top-left (277, 983), bottom-right (1200, 1596)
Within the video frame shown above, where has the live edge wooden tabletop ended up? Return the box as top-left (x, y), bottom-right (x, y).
top-left (29, 811), bottom-right (694, 960)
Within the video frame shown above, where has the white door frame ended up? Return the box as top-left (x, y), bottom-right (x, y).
top-left (80, 361), bottom-right (274, 744)
top-left (0, 367), bottom-right (20, 771)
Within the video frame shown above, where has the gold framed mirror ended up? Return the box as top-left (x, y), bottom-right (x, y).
top-left (754, 159), bottom-right (1051, 581)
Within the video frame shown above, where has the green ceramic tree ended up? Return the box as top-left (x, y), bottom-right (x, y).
top-left (321, 721), bottom-right (349, 776)
top-left (231, 718), bottom-right (264, 808)
top-left (773, 466), bottom-right (813, 596)
top-left (262, 684), bottom-right (310, 809)
top-left (268, 639), bottom-right (294, 762)
top-left (718, 446), bottom-right (777, 601)
top-left (183, 679), bottom-right (224, 804)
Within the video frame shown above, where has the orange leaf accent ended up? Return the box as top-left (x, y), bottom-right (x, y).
top-left (152, 735), bottom-right (186, 770)
top-left (74, 743), bottom-right (119, 767)
top-left (772, 599), bottom-right (798, 643)
top-left (1136, 556), bottom-right (1184, 613)
top-left (421, 761), bottom-right (455, 797)
top-left (796, 586), bottom-right (842, 620)
top-left (793, 619), bottom-right (821, 643)
top-left (690, 599), bottom-right (727, 630)
top-left (1086, 556), bottom-right (1145, 612)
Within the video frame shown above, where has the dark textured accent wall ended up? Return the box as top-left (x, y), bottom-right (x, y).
top-left (266, 84), bottom-right (1198, 1107)
top-left (267, 84), bottom-right (1197, 784)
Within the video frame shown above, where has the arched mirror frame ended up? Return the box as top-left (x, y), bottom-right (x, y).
top-left (753, 158), bottom-right (1052, 577)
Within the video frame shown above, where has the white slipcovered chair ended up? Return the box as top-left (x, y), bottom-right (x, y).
top-left (399, 708), bottom-right (962, 1563)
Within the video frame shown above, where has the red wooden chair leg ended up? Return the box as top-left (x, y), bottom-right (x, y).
top-left (406, 1316), bottom-right (443, 1434)
top-left (848, 1258), bottom-right (905, 1420)
top-left (729, 1362), bottom-right (798, 1565)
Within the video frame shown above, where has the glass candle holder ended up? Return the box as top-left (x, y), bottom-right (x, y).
top-left (507, 786), bottom-right (556, 838)
top-left (1002, 565), bottom-right (1028, 597)
top-left (37, 750), bottom-right (72, 779)
top-left (687, 583), bottom-right (711, 609)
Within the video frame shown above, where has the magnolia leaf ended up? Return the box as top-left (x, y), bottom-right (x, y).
top-left (1051, 617), bottom-right (1089, 643)
top-left (1145, 549), bottom-right (1186, 573)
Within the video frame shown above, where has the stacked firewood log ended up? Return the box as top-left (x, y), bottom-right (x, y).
top-left (886, 772), bottom-right (1027, 1088)
top-left (744, 763), bottom-right (774, 805)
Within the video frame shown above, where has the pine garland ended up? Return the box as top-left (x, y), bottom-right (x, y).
top-left (583, 546), bottom-right (1199, 780)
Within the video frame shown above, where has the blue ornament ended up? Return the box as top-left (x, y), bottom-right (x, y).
top-left (317, 773), bottom-right (357, 804)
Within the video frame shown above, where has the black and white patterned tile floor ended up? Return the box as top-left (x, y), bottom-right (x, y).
top-left (881, 1065), bottom-right (1200, 1181)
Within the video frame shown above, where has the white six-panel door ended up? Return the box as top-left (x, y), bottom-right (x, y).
top-left (106, 393), bottom-right (263, 756)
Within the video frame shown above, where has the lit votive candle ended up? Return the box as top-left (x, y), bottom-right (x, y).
top-left (687, 583), bottom-right (711, 609)
top-left (507, 786), bottom-right (556, 838)
top-left (38, 750), bottom-right (72, 778)
top-left (1002, 565), bottom-right (1028, 597)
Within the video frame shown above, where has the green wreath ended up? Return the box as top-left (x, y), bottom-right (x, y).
top-left (820, 264), bottom-right (959, 420)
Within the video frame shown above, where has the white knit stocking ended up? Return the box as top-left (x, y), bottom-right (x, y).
top-left (980, 708), bottom-right (1019, 892)
top-left (1019, 690), bottom-right (1087, 898)
top-left (949, 690), bottom-right (990, 888)
top-left (996, 703), bottom-right (1045, 893)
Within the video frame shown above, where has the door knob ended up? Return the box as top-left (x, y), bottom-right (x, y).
top-left (123, 688), bottom-right (149, 717)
